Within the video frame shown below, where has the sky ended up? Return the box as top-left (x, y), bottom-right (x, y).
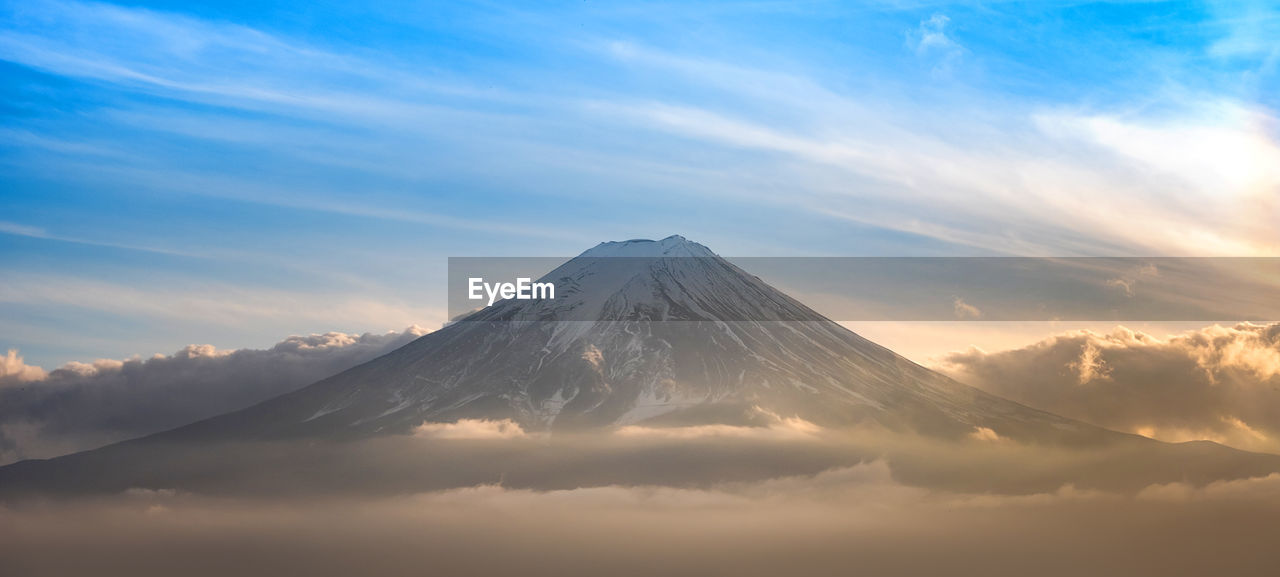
top-left (2, 0), bottom-right (1279, 368)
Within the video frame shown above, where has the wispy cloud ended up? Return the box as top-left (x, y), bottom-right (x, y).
top-left (0, 219), bottom-right (208, 257)
top-left (6, 0), bottom-right (1278, 258)
top-left (0, 0), bottom-right (490, 122)
top-left (906, 13), bottom-right (966, 76)
top-left (0, 272), bottom-right (447, 330)
top-left (592, 39), bottom-right (1280, 256)
top-left (0, 220), bottom-right (46, 237)
top-left (952, 297), bottom-right (982, 319)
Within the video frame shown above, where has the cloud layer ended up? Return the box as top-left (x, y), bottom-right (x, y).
top-left (4, 453), bottom-right (1280, 577)
top-left (4, 411), bottom-right (1279, 576)
top-left (0, 326), bottom-right (428, 464)
top-left (939, 322), bottom-right (1280, 453)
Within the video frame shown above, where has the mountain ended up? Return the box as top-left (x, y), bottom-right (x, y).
top-left (28, 236), bottom-right (1118, 443)
top-left (4, 235), bottom-right (1280, 496)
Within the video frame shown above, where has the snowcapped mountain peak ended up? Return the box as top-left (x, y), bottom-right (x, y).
top-left (578, 235), bottom-right (715, 258)
top-left (471, 235), bottom-right (817, 325)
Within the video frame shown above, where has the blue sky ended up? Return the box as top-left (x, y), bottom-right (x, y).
top-left (2, 0), bottom-right (1278, 368)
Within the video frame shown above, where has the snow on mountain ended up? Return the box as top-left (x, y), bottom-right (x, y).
top-left (578, 235), bottom-right (717, 258)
